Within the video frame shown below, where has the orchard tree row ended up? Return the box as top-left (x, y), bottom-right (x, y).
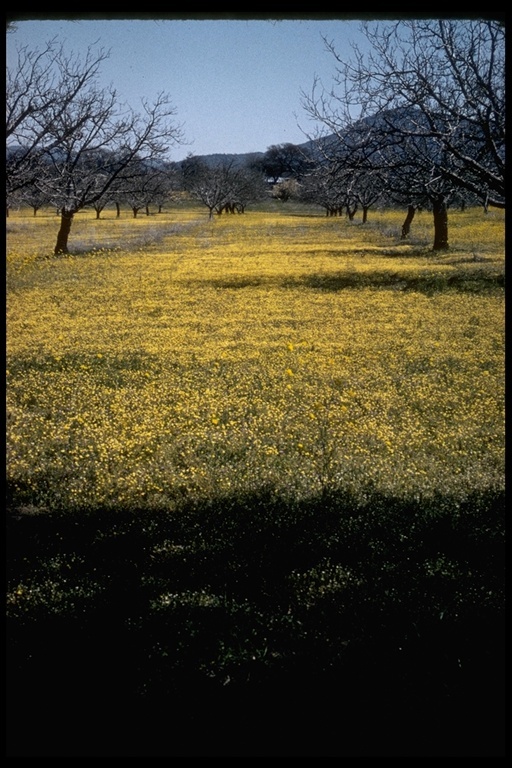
top-left (6, 19), bottom-right (505, 253)
top-left (6, 154), bottom-right (185, 220)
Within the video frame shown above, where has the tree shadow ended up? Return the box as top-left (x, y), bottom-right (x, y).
top-left (181, 269), bottom-right (503, 295)
top-left (282, 271), bottom-right (504, 293)
top-left (6, 484), bottom-right (505, 756)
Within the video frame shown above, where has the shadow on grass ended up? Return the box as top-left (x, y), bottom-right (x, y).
top-left (279, 270), bottom-right (504, 293)
top-left (6, 485), bottom-right (505, 756)
top-left (182, 270), bottom-right (504, 295)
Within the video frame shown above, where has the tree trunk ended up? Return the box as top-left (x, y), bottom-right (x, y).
top-left (95, 209), bottom-right (101, 219)
top-left (362, 206), bottom-right (369, 224)
top-left (54, 210), bottom-right (74, 254)
top-left (146, 205), bottom-right (150, 216)
top-left (6, 205), bottom-right (9, 218)
top-left (432, 195), bottom-right (449, 251)
top-left (115, 202), bottom-right (121, 218)
top-left (401, 205), bottom-right (416, 239)
top-left (132, 207), bottom-right (138, 218)
top-left (347, 204), bottom-right (357, 221)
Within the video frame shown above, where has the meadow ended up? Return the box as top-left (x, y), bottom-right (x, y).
top-left (6, 202), bottom-right (505, 756)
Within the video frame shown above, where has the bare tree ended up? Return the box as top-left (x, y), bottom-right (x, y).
top-left (181, 157), bottom-right (229, 218)
top-left (20, 182), bottom-right (51, 217)
top-left (299, 163), bottom-right (344, 216)
top-left (153, 162), bottom-right (182, 213)
top-left (224, 166), bottom-right (267, 213)
top-left (299, 157), bottom-right (364, 219)
top-left (6, 40), bottom-right (110, 206)
top-left (302, 19), bottom-right (505, 250)
top-left (182, 158), bottom-right (264, 219)
top-left (113, 159), bottom-right (166, 218)
top-left (43, 90), bottom-right (183, 253)
top-left (351, 169), bottom-right (383, 223)
top-left (7, 40), bottom-right (184, 250)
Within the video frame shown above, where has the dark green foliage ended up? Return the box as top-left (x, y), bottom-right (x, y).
top-left (6, 485), bottom-right (505, 756)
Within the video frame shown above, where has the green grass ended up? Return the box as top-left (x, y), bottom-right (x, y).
top-left (6, 203), bottom-right (505, 756)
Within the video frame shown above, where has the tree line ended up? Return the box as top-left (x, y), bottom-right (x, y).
top-left (6, 19), bottom-right (505, 253)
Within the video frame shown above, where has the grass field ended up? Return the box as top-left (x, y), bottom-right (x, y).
top-left (6, 202), bottom-right (505, 756)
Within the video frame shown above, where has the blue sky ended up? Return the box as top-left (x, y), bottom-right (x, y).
top-left (7, 15), bottom-right (380, 161)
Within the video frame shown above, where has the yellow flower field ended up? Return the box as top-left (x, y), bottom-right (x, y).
top-left (6, 204), bottom-right (505, 512)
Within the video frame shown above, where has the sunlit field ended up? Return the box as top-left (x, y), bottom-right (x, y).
top-left (6, 203), bottom-right (505, 509)
top-left (6, 202), bottom-right (505, 756)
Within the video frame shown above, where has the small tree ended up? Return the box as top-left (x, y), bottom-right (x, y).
top-left (300, 159), bottom-right (356, 218)
top-left (182, 158), bottom-right (264, 219)
top-left (21, 182), bottom-right (51, 217)
top-left (351, 169), bottom-right (383, 223)
top-left (154, 162), bottom-right (182, 213)
top-left (227, 167), bottom-right (267, 212)
top-left (181, 157), bottom-right (228, 218)
top-left (114, 159), bottom-right (163, 218)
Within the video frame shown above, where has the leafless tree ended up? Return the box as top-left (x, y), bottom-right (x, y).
top-left (181, 157), bottom-right (230, 218)
top-left (49, 87), bottom-right (184, 252)
top-left (20, 182), bottom-right (51, 217)
top-left (112, 159), bottom-right (168, 218)
top-left (182, 158), bottom-right (265, 218)
top-left (153, 162), bottom-right (182, 213)
top-left (6, 40), bottom-right (110, 206)
top-left (7, 40), bottom-right (185, 250)
top-left (350, 169), bottom-right (384, 223)
top-left (300, 158), bottom-right (363, 219)
top-left (302, 19), bottom-right (505, 250)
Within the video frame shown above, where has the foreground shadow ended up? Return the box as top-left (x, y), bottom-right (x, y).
top-left (6, 486), bottom-right (505, 756)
